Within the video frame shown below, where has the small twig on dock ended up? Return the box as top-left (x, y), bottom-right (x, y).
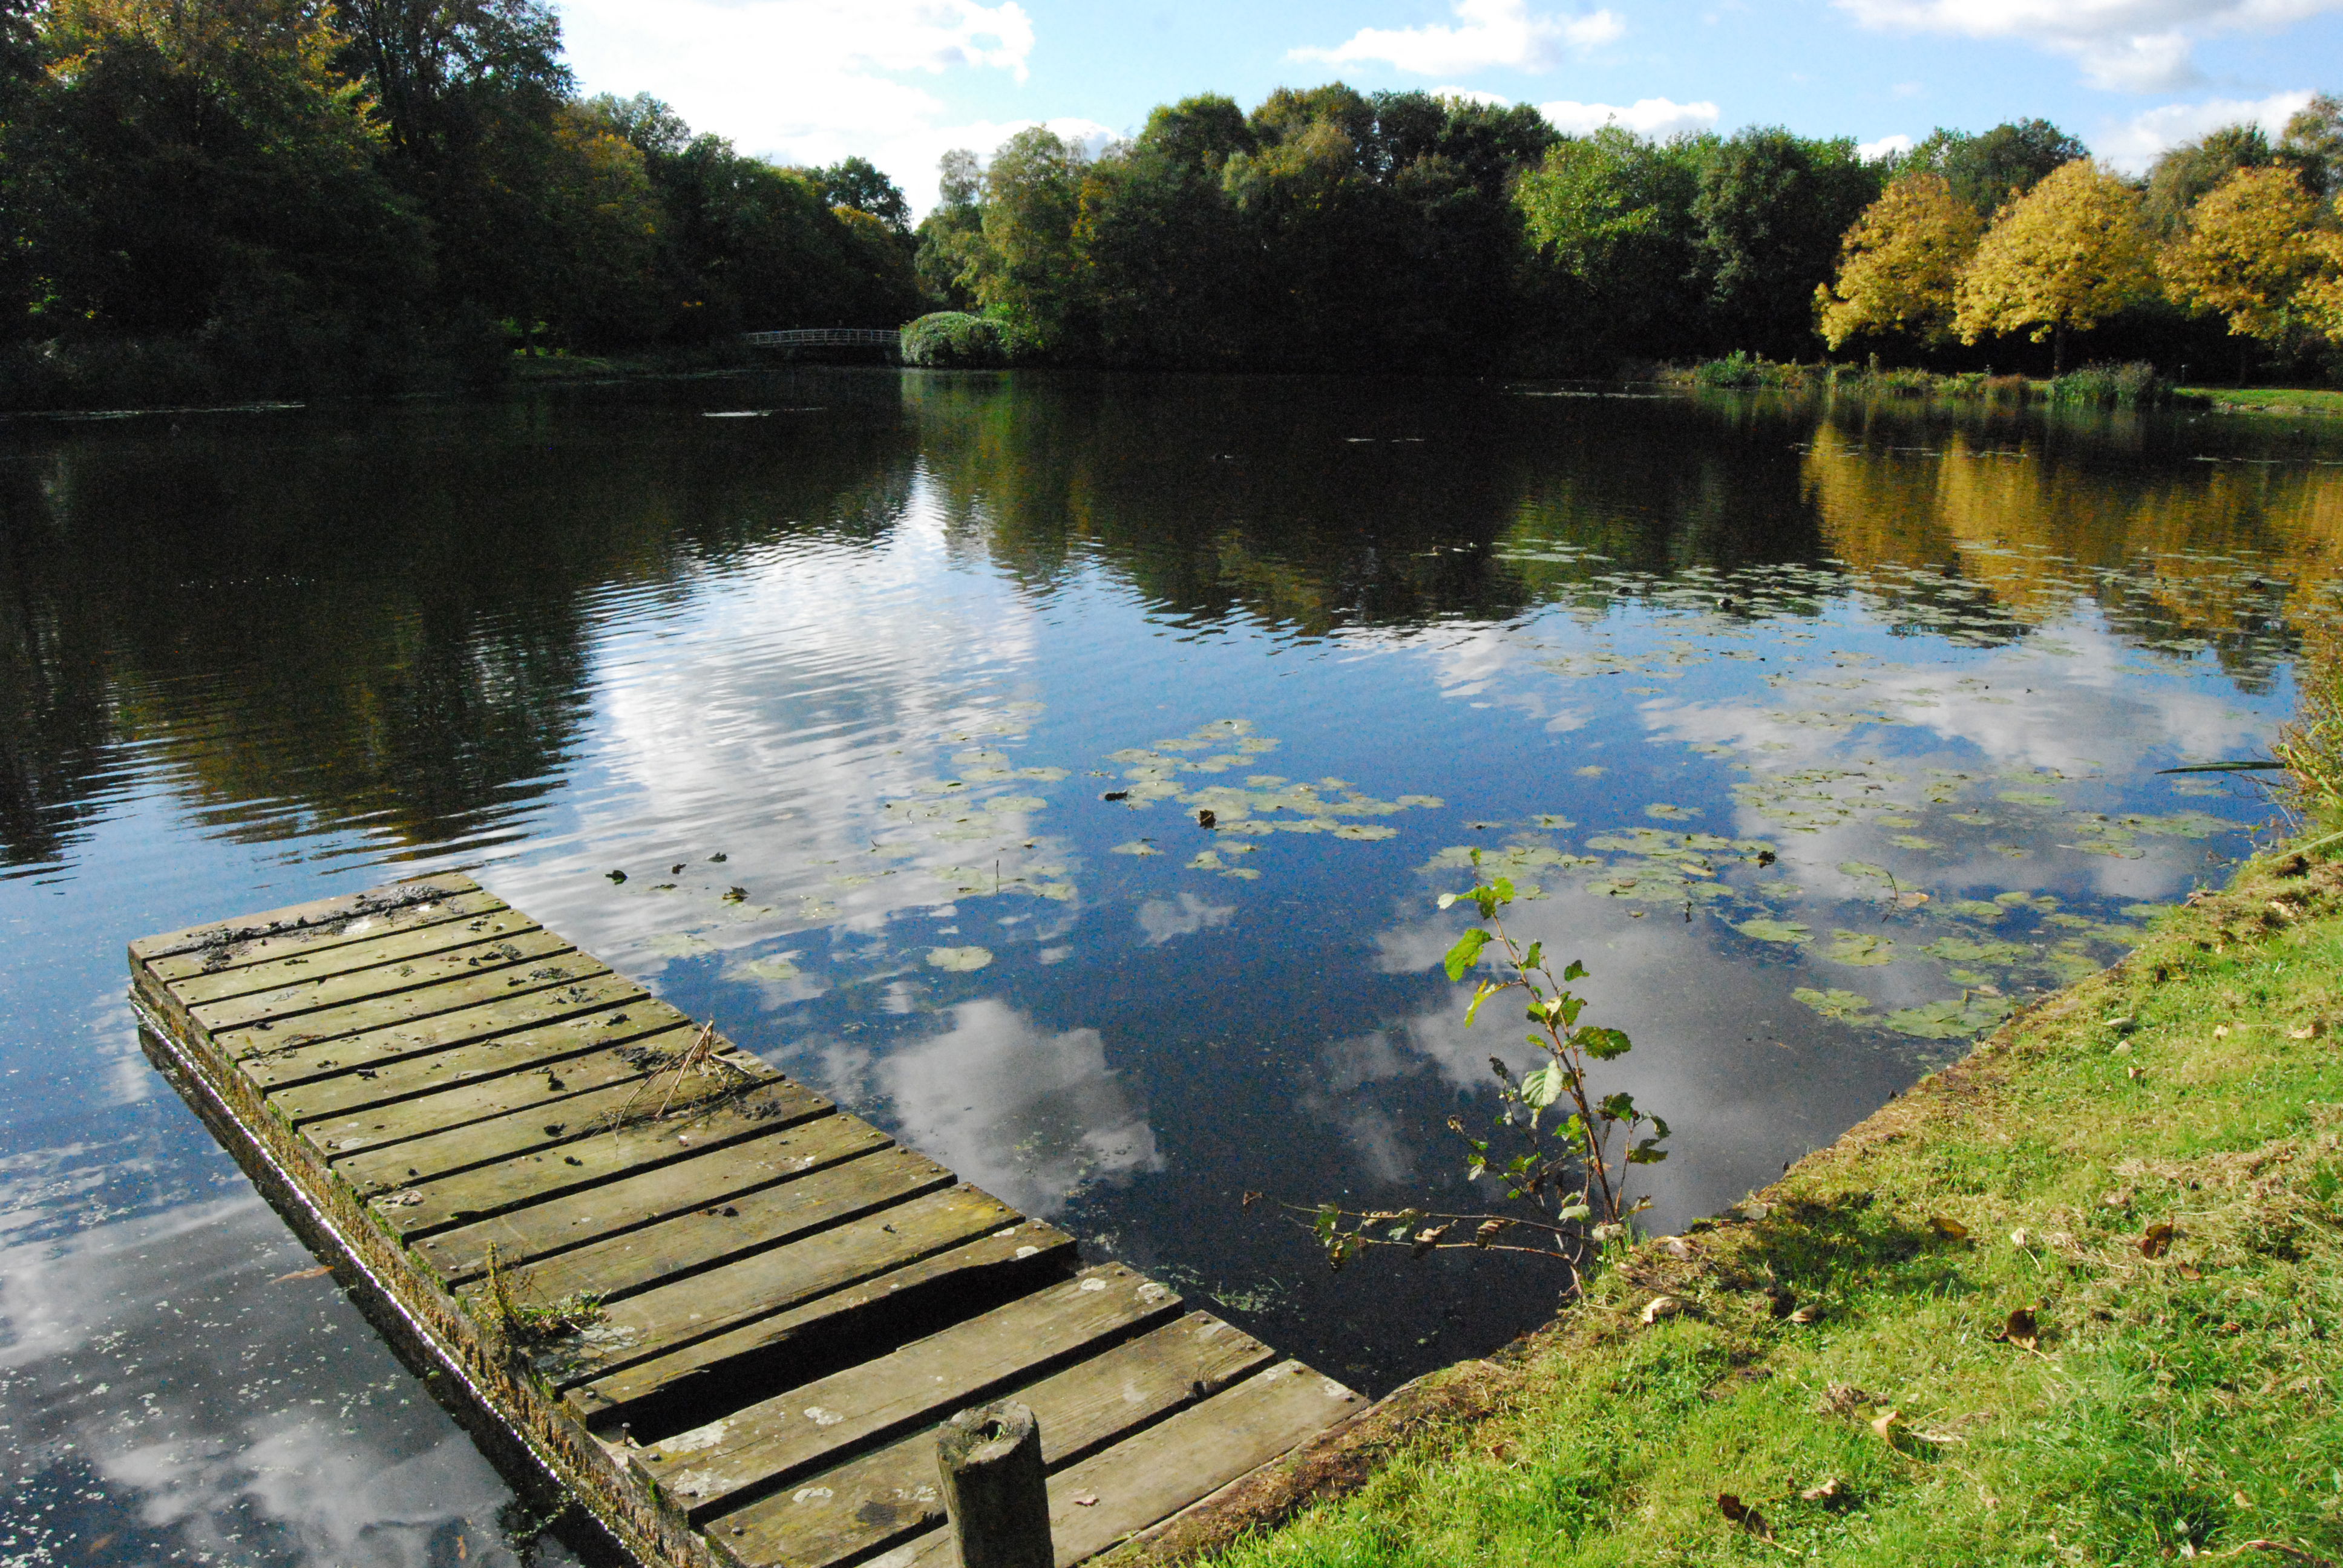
top-left (607, 1019), bottom-right (755, 1133)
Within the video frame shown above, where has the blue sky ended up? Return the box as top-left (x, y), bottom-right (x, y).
top-left (554, 0), bottom-right (2342, 211)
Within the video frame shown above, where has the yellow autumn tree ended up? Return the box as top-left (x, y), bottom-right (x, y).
top-left (2161, 165), bottom-right (2324, 345)
top-left (1815, 172), bottom-right (1987, 349)
top-left (1954, 159), bottom-right (2156, 371)
top-left (2298, 197), bottom-right (2343, 344)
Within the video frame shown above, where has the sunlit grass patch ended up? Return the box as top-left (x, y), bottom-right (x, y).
top-left (1199, 851), bottom-right (2343, 1568)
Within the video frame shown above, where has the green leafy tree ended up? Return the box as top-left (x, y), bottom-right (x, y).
top-left (970, 125), bottom-right (1089, 352)
top-left (1075, 94), bottom-right (1257, 365)
top-left (575, 90), bottom-right (687, 160)
top-left (2281, 93), bottom-right (2342, 197)
top-left (1515, 126), bottom-right (1706, 361)
top-left (1904, 119), bottom-right (2089, 215)
top-left (2145, 123), bottom-right (2273, 237)
top-left (913, 148), bottom-right (986, 309)
top-left (1692, 126), bottom-right (1883, 358)
top-left (10, 0), bottom-right (427, 356)
top-left (813, 155), bottom-right (909, 235)
top-left (1955, 159), bottom-right (2156, 371)
top-left (333, 0), bottom-right (569, 168)
top-left (1815, 171), bottom-right (1986, 349)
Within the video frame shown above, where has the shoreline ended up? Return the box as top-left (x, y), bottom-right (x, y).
top-left (1109, 831), bottom-right (2343, 1567)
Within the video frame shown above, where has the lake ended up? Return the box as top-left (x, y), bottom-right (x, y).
top-left (3, 371), bottom-right (2338, 1566)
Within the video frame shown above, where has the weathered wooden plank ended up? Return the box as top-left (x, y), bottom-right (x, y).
top-left (423, 1123), bottom-right (914, 1288)
top-left (191, 926), bottom-right (580, 1033)
top-left (278, 1012), bottom-right (695, 1135)
top-left (142, 886), bottom-right (507, 984)
top-left (349, 1077), bottom-right (829, 1228)
top-left (166, 902), bottom-right (543, 1009)
top-left (635, 1265), bottom-right (1182, 1523)
top-left (716, 1313), bottom-right (1276, 1568)
top-left (129, 875), bottom-right (482, 966)
top-left (890, 1361), bottom-right (1362, 1568)
top-left (232, 970), bottom-right (646, 1089)
top-left (557, 1212), bottom-right (1070, 1417)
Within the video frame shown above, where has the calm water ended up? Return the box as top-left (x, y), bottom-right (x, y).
top-left (4, 371), bottom-right (2340, 1565)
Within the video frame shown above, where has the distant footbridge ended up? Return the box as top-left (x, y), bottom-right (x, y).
top-left (742, 327), bottom-right (902, 355)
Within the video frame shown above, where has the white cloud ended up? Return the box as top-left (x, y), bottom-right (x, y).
top-left (2093, 89), bottom-right (2316, 170)
top-left (1860, 132), bottom-right (1915, 160)
top-left (1538, 96), bottom-right (1722, 137)
top-left (1834, 0), bottom-right (2343, 91)
top-left (1294, 0), bottom-right (1624, 76)
top-left (868, 1000), bottom-right (1162, 1216)
top-left (1136, 892), bottom-right (1238, 947)
top-left (559, 0), bottom-right (1050, 214)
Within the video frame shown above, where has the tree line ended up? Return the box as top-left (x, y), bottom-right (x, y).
top-left (0, 0), bottom-right (925, 402)
top-left (1, 1), bottom-right (2336, 398)
top-left (918, 91), bottom-right (2343, 379)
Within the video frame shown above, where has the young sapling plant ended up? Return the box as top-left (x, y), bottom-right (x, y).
top-left (1285, 850), bottom-right (1670, 1290)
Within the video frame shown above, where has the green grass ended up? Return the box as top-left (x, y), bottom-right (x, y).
top-left (1204, 850), bottom-right (2343, 1568)
top-left (2183, 387), bottom-right (2343, 419)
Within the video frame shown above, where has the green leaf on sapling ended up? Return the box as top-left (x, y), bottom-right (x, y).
top-left (1444, 929), bottom-right (1492, 981)
top-left (1578, 1025), bottom-right (1633, 1060)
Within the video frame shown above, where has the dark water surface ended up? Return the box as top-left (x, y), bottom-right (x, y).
top-left (4, 371), bottom-right (2340, 1565)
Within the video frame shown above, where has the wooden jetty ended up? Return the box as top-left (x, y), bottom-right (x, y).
top-left (129, 874), bottom-right (1359, 1568)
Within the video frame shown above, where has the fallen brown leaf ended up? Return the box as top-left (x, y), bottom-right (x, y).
top-left (1640, 1295), bottom-right (1682, 1325)
top-left (1717, 1494), bottom-right (1774, 1540)
top-left (1869, 1408), bottom-right (1902, 1443)
top-left (1991, 1304), bottom-right (2040, 1350)
top-left (269, 1265), bottom-right (332, 1284)
top-left (1928, 1215), bottom-right (1970, 1240)
top-left (1799, 1478), bottom-right (1842, 1503)
top-left (1071, 1491), bottom-right (1100, 1508)
top-left (2141, 1221), bottom-right (2176, 1259)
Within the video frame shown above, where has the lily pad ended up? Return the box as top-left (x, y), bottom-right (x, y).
top-left (1111, 841), bottom-right (1162, 857)
top-left (1821, 929), bottom-right (1896, 967)
top-left (1644, 803), bottom-right (1702, 820)
top-left (734, 956), bottom-right (801, 981)
top-left (1331, 824), bottom-right (1400, 841)
top-left (1838, 861), bottom-right (1896, 884)
top-left (1921, 935), bottom-right (2027, 965)
top-left (926, 946), bottom-right (994, 972)
top-left (1792, 986), bottom-right (1875, 1021)
top-left (644, 933), bottom-right (715, 958)
top-left (1881, 995), bottom-right (2014, 1040)
top-left (1736, 918), bottom-right (1812, 944)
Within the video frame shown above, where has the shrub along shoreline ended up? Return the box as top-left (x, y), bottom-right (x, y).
top-left (1109, 733), bottom-right (2343, 1564)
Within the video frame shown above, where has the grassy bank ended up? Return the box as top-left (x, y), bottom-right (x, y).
top-left (2182, 387), bottom-right (2343, 420)
top-left (1156, 818), bottom-right (2343, 1563)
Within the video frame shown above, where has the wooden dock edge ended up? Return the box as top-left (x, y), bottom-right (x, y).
top-left (1095, 1356), bottom-right (1522, 1567)
top-left (131, 994), bottom-right (717, 1568)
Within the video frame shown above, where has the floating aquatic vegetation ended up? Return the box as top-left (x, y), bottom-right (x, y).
top-left (1882, 995), bottom-right (2014, 1039)
top-left (926, 946), bottom-right (994, 971)
top-left (1112, 841), bottom-right (1161, 857)
top-left (644, 932), bottom-right (715, 959)
top-left (1737, 918), bottom-right (1811, 944)
top-left (1821, 929), bottom-right (1896, 966)
top-left (1920, 935), bottom-right (2027, 965)
top-left (1793, 987), bottom-right (1875, 1021)
top-left (732, 956), bottom-right (801, 981)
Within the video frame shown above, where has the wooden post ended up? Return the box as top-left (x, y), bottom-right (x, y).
top-left (937, 1400), bottom-right (1052, 1568)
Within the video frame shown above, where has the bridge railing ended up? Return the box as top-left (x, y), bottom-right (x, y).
top-left (742, 327), bottom-right (902, 350)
